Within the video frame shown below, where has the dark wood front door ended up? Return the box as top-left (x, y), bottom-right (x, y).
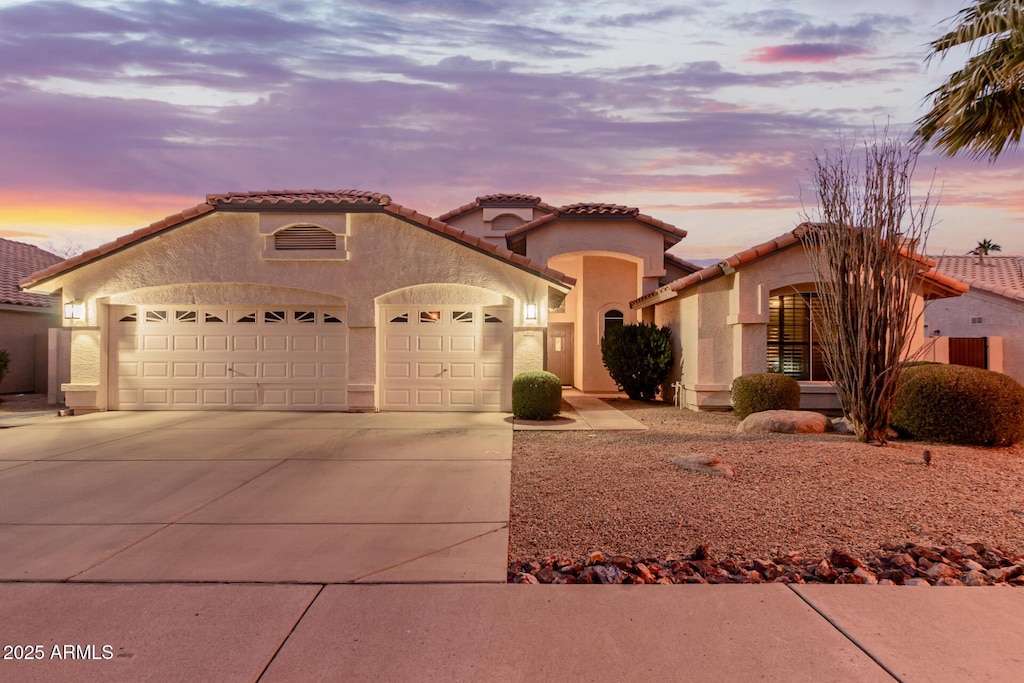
top-left (547, 323), bottom-right (574, 386)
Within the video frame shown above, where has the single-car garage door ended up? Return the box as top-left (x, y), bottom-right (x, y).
top-left (380, 305), bottom-right (512, 411)
top-left (110, 305), bottom-right (348, 410)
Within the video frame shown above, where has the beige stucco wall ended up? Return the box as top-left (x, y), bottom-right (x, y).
top-left (544, 253), bottom-right (640, 392)
top-left (0, 306), bottom-right (59, 394)
top-left (445, 207), bottom-right (548, 246)
top-left (37, 210), bottom-right (560, 410)
top-left (524, 219), bottom-right (667, 294)
top-left (652, 245), bottom-right (937, 413)
top-left (580, 255), bottom-right (640, 392)
top-left (924, 289), bottom-right (1024, 385)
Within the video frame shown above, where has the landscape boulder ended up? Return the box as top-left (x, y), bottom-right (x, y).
top-left (736, 410), bottom-right (828, 434)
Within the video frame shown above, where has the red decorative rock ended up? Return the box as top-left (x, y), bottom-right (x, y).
top-left (510, 542), bottom-right (1023, 587)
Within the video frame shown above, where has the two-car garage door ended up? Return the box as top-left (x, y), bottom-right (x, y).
top-left (110, 305), bottom-right (348, 410)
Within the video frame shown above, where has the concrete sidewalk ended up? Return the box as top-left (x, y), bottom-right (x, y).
top-left (1, 583), bottom-right (1022, 682)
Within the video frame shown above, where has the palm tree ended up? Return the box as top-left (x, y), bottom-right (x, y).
top-left (970, 237), bottom-right (1003, 264)
top-left (914, 1), bottom-right (1024, 160)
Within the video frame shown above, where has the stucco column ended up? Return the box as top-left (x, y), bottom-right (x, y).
top-left (62, 327), bottom-right (103, 411)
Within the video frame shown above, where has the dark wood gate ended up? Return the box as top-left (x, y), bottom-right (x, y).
top-left (949, 337), bottom-right (987, 369)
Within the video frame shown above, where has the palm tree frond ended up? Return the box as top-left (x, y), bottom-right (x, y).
top-left (915, 1), bottom-right (1024, 160)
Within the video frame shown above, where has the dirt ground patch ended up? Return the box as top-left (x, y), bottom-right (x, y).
top-left (510, 400), bottom-right (1024, 563)
top-left (0, 393), bottom-right (54, 414)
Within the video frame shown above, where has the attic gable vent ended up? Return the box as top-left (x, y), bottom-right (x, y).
top-left (490, 213), bottom-right (526, 232)
top-left (274, 225), bottom-right (336, 251)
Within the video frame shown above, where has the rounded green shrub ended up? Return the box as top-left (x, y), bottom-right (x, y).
top-left (0, 348), bottom-right (8, 388)
top-left (600, 323), bottom-right (673, 401)
top-left (731, 372), bottom-right (801, 420)
top-left (512, 370), bottom-right (562, 420)
top-left (900, 360), bottom-right (940, 369)
top-left (891, 364), bottom-right (1024, 446)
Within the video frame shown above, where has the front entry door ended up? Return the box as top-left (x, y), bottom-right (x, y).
top-left (547, 323), bottom-right (574, 386)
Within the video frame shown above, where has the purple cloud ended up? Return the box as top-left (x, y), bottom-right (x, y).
top-left (748, 43), bottom-right (872, 63)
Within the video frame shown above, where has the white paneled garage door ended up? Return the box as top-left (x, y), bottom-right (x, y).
top-left (380, 305), bottom-right (512, 411)
top-left (110, 305), bottom-right (348, 410)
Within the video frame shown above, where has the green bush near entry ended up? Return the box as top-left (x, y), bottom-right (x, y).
top-left (891, 364), bottom-right (1024, 446)
top-left (731, 372), bottom-right (802, 420)
top-left (600, 323), bottom-right (673, 401)
top-left (512, 371), bottom-right (562, 420)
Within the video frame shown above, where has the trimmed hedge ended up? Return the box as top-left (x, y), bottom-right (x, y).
top-left (891, 364), bottom-right (1024, 446)
top-left (512, 370), bottom-right (562, 420)
top-left (600, 323), bottom-right (673, 401)
top-left (731, 372), bottom-right (802, 420)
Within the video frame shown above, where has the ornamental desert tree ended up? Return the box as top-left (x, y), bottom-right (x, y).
top-left (800, 134), bottom-right (936, 444)
top-left (914, 0), bottom-right (1024, 160)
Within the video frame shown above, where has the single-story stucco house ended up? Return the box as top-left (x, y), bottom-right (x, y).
top-left (923, 254), bottom-right (1024, 386)
top-left (20, 190), bottom-right (967, 413)
top-left (0, 238), bottom-right (63, 395)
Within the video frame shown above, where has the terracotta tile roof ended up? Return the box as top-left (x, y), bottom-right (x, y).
top-left (663, 252), bottom-right (702, 274)
top-left (436, 193), bottom-right (558, 222)
top-left (21, 190), bottom-right (575, 291)
top-left (505, 202), bottom-right (687, 243)
top-left (558, 202), bottom-right (638, 216)
top-left (1, 238), bottom-right (61, 307)
top-left (478, 193), bottom-right (543, 204)
top-left (930, 255), bottom-right (1024, 302)
top-left (632, 225), bottom-right (967, 309)
top-left (208, 189), bottom-right (392, 207)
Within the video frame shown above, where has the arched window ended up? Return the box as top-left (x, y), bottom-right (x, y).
top-left (603, 309), bottom-right (625, 336)
top-left (767, 293), bottom-right (830, 381)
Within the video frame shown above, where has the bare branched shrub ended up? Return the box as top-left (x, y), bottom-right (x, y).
top-left (801, 135), bottom-right (935, 444)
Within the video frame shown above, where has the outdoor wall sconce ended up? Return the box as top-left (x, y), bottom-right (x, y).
top-left (524, 303), bottom-right (538, 322)
top-left (63, 300), bottom-right (85, 321)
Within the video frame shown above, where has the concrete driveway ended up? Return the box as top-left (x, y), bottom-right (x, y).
top-left (0, 411), bottom-right (511, 583)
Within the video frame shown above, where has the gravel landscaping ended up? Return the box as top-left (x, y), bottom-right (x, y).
top-left (510, 400), bottom-right (1024, 573)
top-left (0, 393), bottom-right (53, 413)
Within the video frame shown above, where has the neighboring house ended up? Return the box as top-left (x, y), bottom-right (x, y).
top-left (21, 191), bottom-right (574, 413)
top-left (924, 255), bottom-right (1024, 386)
top-left (20, 191), bottom-right (964, 414)
top-left (0, 238), bottom-right (63, 394)
top-left (632, 226), bottom-right (968, 411)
